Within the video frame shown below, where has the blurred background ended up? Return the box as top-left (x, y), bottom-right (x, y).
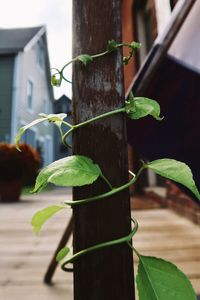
top-left (0, 0), bottom-right (199, 299)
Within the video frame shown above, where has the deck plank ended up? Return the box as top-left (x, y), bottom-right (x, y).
top-left (0, 189), bottom-right (199, 299)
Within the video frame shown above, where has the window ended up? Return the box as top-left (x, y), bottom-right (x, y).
top-left (27, 80), bottom-right (33, 110)
top-left (37, 41), bottom-right (45, 70)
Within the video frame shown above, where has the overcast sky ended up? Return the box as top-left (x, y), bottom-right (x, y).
top-left (0, 0), bottom-right (72, 99)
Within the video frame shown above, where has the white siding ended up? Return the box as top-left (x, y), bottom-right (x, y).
top-left (10, 53), bottom-right (22, 142)
top-left (16, 35), bottom-right (54, 164)
top-left (154, 0), bottom-right (171, 35)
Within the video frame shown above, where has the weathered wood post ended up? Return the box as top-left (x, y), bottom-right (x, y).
top-left (72, 1), bottom-right (135, 299)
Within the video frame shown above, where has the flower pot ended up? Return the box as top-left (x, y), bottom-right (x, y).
top-left (0, 179), bottom-right (22, 202)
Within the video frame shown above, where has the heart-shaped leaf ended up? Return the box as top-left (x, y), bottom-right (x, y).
top-left (136, 255), bottom-right (197, 300)
top-left (32, 155), bottom-right (102, 193)
top-left (145, 159), bottom-right (200, 200)
top-left (77, 54), bottom-right (93, 66)
top-left (126, 97), bottom-right (163, 120)
top-left (56, 247), bottom-right (70, 262)
top-left (31, 205), bottom-right (65, 234)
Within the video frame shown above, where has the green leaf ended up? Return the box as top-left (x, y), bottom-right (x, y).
top-left (145, 159), bottom-right (200, 200)
top-left (15, 118), bottom-right (47, 150)
top-left (51, 74), bottom-right (62, 87)
top-left (107, 39), bottom-right (118, 52)
top-left (39, 113), bottom-right (67, 123)
top-left (136, 255), bottom-right (197, 300)
top-left (15, 113), bottom-right (67, 150)
top-left (31, 205), bottom-right (65, 234)
top-left (130, 41), bottom-right (142, 50)
top-left (33, 155), bottom-right (102, 193)
top-left (77, 54), bottom-right (93, 66)
top-left (56, 247), bottom-right (70, 262)
top-left (39, 113), bottom-right (67, 128)
top-left (126, 97), bottom-right (163, 121)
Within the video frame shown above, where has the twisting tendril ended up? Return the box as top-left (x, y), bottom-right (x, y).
top-left (51, 40), bottom-right (141, 88)
top-left (61, 217), bottom-right (138, 272)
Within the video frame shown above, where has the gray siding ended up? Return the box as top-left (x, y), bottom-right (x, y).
top-left (0, 30), bottom-right (54, 166)
top-left (15, 38), bottom-right (54, 165)
top-left (0, 55), bottom-right (14, 141)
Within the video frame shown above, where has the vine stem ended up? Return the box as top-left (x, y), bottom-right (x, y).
top-left (74, 107), bottom-right (126, 129)
top-left (60, 51), bottom-right (110, 83)
top-left (126, 241), bottom-right (140, 258)
top-left (62, 127), bottom-right (74, 149)
top-left (64, 166), bottom-right (145, 207)
top-left (61, 217), bottom-right (138, 272)
top-left (89, 42), bottom-right (132, 59)
top-left (132, 246), bottom-right (141, 258)
top-left (62, 121), bottom-right (73, 128)
top-left (60, 58), bottom-right (77, 74)
top-left (62, 107), bottom-right (126, 147)
top-left (55, 123), bottom-right (64, 140)
top-left (56, 41), bottom-right (140, 84)
top-left (100, 173), bottom-right (113, 190)
top-left (91, 50), bottom-right (111, 59)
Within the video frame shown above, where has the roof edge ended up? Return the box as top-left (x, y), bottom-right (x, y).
top-left (24, 26), bottom-right (46, 52)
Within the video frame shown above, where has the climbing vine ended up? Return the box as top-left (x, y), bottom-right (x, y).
top-left (16, 40), bottom-right (199, 300)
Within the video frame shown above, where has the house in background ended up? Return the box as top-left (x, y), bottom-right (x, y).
top-left (53, 94), bottom-right (72, 160)
top-left (122, 0), bottom-right (200, 223)
top-left (122, 0), bottom-right (176, 190)
top-left (0, 26), bottom-right (54, 166)
top-left (122, 0), bottom-right (177, 91)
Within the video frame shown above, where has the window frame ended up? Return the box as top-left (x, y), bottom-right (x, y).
top-left (36, 40), bottom-right (45, 71)
top-left (27, 79), bottom-right (34, 113)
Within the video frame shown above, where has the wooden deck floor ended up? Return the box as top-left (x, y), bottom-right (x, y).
top-left (0, 188), bottom-right (199, 299)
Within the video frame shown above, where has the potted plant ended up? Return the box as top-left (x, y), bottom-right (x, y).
top-left (0, 143), bottom-right (41, 202)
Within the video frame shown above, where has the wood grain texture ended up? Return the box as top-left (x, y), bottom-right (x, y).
top-left (0, 190), bottom-right (199, 299)
top-left (72, 1), bottom-right (134, 299)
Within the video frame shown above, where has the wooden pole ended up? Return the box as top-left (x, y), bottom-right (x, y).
top-left (43, 217), bottom-right (73, 284)
top-left (72, 1), bottom-right (135, 299)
